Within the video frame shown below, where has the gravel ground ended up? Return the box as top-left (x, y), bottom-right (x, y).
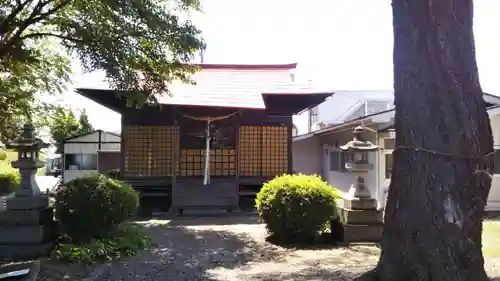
top-left (91, 216), bottom-right (380, 281)
top-left (34, 216), bottom-right (500, 281)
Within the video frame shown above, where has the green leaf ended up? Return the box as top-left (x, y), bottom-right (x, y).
top-left (1, 0), bottom-right (205, 135)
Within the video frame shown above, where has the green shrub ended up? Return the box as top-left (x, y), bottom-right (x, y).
top-left (255, 173), bottom-right (340, 244)
top-left (51, 223), bottom-right (151, 264)
top-left (0, 164), bottom-right (20, 195)
top-left (0, 149), bottom-right (7, 161)
top-left (54, 174), bottom-right (139, 243)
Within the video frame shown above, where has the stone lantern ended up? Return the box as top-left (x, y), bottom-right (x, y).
top-left (0, 124), bottom-right (57, 273)
top-left (340, 125), bottom-right (379, 199)
top-left (336, 125), bottom-right (383, 243)
top-left (6, 124), bottom-right (49, 197)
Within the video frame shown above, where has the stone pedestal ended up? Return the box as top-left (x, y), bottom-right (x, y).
top-left (0, 196), bottom-right (57, 260)
top-left (335, 196), bottom-right (383, 243)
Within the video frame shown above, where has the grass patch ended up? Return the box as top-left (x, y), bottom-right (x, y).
top-left (3, 149), bottom-right (18, 162)
top-left (51, 223), bottom-right (151, 264)
top-left (483, 219), bottom-right (500, 259)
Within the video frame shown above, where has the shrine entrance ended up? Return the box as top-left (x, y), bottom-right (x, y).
top-left (171, 108), bottom-right (240, 215)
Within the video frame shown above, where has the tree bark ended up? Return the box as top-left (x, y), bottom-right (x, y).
top-left (360, 1), bottom-right (494, 281)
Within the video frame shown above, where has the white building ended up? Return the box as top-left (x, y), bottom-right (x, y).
top-left (293, 92), bottom-right (500, 212)
top-left (294, 90), bottom-right (395, 135)
top-left (63, 130), bottom-right (121, 182)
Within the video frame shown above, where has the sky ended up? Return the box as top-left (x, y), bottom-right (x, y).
top-left (61, 0), bottom-right (500, 132)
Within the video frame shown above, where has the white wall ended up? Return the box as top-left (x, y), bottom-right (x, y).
top-left (64, 131), bottom-right (121, 154)
top-left (63, 131), bottom-right (121, 183)
top-left (293, 130), bottom-right (381, 205)
top-left (488, 115), bottom-right (500, 211)
top-left (292, 137), bottom-right (322, 175)
top-left (319, 131), bottom-right (379, 200)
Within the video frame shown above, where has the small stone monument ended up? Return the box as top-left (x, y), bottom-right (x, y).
top-left (336, 126), bottom-right (384, 242)
top-left (0, 124), bottom-right (58, 261)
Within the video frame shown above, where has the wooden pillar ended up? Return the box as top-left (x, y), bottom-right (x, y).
top-left (119, 111), bottom-right (126, 180)
top-left (171, 108), bottom-right (178, 185)
top-left (235, 111), bottom-right (241, 208)
top-left (287, 116), bottom-right (293, 174)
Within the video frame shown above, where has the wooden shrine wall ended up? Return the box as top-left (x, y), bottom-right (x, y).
top-left (122, 108), bottom-right (291, 179)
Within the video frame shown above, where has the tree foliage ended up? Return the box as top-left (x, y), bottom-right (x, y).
top-left (0, 100), bottom-right (56, 143)
top-left (48, 107), bottom-right (81, 153)
top-left (78, 109), bottom-right (94, 134)
top-left (0, 0), bottom-right (205, 129)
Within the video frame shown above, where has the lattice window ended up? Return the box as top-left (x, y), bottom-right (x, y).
top-left (124, 125), bottom-right (178, 177)
top-left (150, 126), bottom-right (178, 176)
top-left (124, 126), bottom-right (152, 177)
top-left (262, 126), bottom-right (288, 176)
top-left (239, 126), bottom-right (262, 176)
top-left (179, 149), bottom-right (204, 176)
top-left (239, 125), bottom-right (289, 177)
top-left (210, 149), bottom-right (236, 176)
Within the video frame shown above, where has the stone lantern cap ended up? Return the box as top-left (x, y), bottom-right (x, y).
top-left (5, 124), bottom-right (49, 152)
top-left (340, 125), bottom-right (380, 152)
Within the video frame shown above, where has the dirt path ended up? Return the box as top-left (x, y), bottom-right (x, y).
top-left (93, 216), bottom-right (379, 281)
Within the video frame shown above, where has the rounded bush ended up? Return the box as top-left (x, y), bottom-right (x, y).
top-left (255, 173), bottom-right (340, 244)
top-left (0, 165), bottom-right (20, 196)
top-left (0, 149), bottom-right (7, 161)
top-left (54, 174), bottom-right (139, 243)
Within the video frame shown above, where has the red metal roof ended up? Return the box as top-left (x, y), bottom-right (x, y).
top-left (75, 63), bottom-right (334, 113)
top-left (192, 63), bottom-right (298, 70)
top-left (157, 63), bottom-right (301, 109)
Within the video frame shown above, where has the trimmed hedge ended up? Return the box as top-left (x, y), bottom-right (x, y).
top-left (256, 173), bottom-right (341, 244)
top-left (54, 174), bottom-right (139, 243)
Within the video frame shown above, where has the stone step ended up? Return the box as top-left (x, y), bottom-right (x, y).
top-left (169, 206), bottom-right (242, 217)
top-left (337, 207), bottom-right (383, 225)
top-left (342, 223), bottom-right (383, 243)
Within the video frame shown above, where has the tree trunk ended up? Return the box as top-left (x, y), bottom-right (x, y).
top-left (361, 1), bottom-right (494, 281)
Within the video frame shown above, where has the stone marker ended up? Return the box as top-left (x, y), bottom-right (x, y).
top-left (336, 125), bottom-right (384, 242)
top-left (0, 124), bottom-right (58, 279)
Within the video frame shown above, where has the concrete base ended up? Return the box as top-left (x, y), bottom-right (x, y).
top-left (337, 207), bottom-right (383, 225)
top-left (0, 196), bottom-right (57, 261)
top-left (336, 196), bottom-right (378, 210)
top-left (342, 224), bottom-right (383, 242)
top-left (6, 196), bottom-right (49, 210)
top-left (0, 207), bottom-right (54, 225)
top-left (0, 222), bottom-right (57, 244)
top-left (0, 242), bottom-right (55, 260)
top-left (335, 196), bottom-right (383, 243)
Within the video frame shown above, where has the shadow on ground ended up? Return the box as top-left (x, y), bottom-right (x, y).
top-left (159, 215), bottom-right (263, 227)
top-left (94, 216), bottom-right (374, 281)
